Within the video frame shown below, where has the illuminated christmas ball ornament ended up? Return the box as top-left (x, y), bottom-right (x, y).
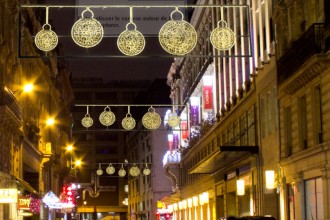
top-left (71, 7), bottom-right (104, 48)
top-left (210, 20), bottom-right (236, 50)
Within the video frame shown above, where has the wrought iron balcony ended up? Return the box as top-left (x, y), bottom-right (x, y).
top-left (0, 85), bottom-right (22, 125)
top-left (277, 23), bottom-right (330, 84)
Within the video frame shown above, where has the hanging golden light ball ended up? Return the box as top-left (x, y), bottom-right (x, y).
top-left (71, 7), bottom-right (104, 48)
top-left (210, 20), bottom-right (236, 50)
top-left (118, 166), bottom-right (126, 177)
top-left (99, 106), bottom-right (116, 127)
top-left (129, 164), bottom-right (140, 177)
top-left (122, 113), bottom-right (136, 130)
top-left (167, 112), bottom-right (181, 128)
top-left (81, 114), bottom-right (93, 128)
top-left (159, 9), bottom-right (197, 56)
top-left (142, 107), bottom-right (162, 130)
top-left (117, 23), bottom-right (145, 56)
top-left (106, 164), bottom-right (115, 175)
top-left (35, 24), bottom-right (58, 52)
top-left (143, 164), bottom-right (151, 176)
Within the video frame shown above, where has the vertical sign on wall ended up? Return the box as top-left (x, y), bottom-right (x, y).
top-left (190, 97), bottom-right (200, 126)
top-left (181, 121), bottom-right (188, 139)
top-left (203, 75), bottom-right (213, 110)
top-left (173, 132), bottom-right (179, 150)
top-left (167, 134), bottom-right (174, 152)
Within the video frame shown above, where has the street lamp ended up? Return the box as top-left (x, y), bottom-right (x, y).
top-left (66, 145), bottom-right (80, 169)
top-left (12, 83), bottom-right (35, 94)
top-left (23, 83), bottom-right (34, 93)
top-left (46, 117), bottom-right (55, 126)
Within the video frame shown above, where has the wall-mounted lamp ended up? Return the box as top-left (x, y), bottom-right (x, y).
top-left (182, 200), bottom-right (187, 209)
top-left (178, 201), bottom-right (183, 210)
top-left (66, 145), bottom-right (73, 151)
top-left (173, 203), bottom-right (178, 211)
top-left (236, 179), bottom-right (245, 195)
top-left (23, 84), bottom-right (34, 93)
top-left (187, 198), bottom-right (192, 208)
top-left (265, 170), bottom-right (275, 189)
top-left (13, 83), bottom-right (34, 94)
top-left (199, 194), bottom-right (204, 205)
top-left (75, 160), bottom-right (82, 167)
top-left (193, 196), bottom-right (198, 207)
top-left (46, 117), bottom-right (55, 126)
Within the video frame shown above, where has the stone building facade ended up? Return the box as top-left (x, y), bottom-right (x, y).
top-left (163, 0), bottom-right (330, 220)
top-left (0, 0), bottom-right (74, 219)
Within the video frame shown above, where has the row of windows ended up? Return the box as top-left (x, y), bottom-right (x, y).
top-left (283, 85), bottom-right (322, 157)
top-left (181, 105), bottom-right (256, 187)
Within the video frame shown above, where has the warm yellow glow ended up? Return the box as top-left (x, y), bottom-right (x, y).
top-left (178, 201), bottom-right (183, 210)
top-left (187, 198), bottom-right (192, 208)
top-left (250, 198), bottom-right (254, 215)
top-left (66, 145), bottom-right (73, 151)
top-left (203, 192), bottom-right (209, 203)
top-left (23, 84), bottom-right (34, 93)
top-left (265, 170), bottom-right (275, 189)
top-left (193, 196), bottom-right (198, 207)
top-left (168, 205), bottom-right (173, 212)
top-left (18, 212), bottom-right (33, 216)
top-left (199, 194), bottom-right (204, 205)
top-left (173, 203), bottom-right (178, 211)
top-left (237, 179), bottom-right (245, 195)
top-left (46, 118), bottom-right (55, 126)
top-left (0, 189), bottom-right (18, 203)
top-left (75, 160), bottom-right (82, 167)
top-left (182, 200), bottom-right (187, 209)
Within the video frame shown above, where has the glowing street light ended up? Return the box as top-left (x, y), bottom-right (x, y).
top-left (46, 118), bottom-right (55, 126)
top-left (23, 83), bottom-right (34, 93)
top-left (67, 145), bottom-right (73, 151)
top-left (75, 160), bottom-right (82, 167)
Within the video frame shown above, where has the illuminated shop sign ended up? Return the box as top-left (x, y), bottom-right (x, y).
top-left (181, 121), bottom-right (188, 139)
top-left (190, 97), bottom-right (200, 126)
top-left (42, 191), bottom-right (59, 206)
top-left (0, 189), bottom-right (18, 203)
top-left (18, 210), bottom-right (33, 216)
top-left (18, 196), bottom-right (31, 210)
top-left (203, 75), bottom-right (213, 110)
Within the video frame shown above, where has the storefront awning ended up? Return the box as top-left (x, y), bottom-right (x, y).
top-left (189, 146), bottom-right (258, 174)
top-left (15, 177), bottom-right (39, 195)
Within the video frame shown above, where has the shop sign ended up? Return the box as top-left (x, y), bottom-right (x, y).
top-left (0, 189), bottom-right (17, 203)
top-left (42, 191), bottom-right (59, 206)
top-left (18, 196), bottom-right (31, 210)
top-left (173, 133), bottom-right (179, 150)
top-left (181, 121), bottom-right (188, 139)
top-left (203, 85), bottom-right (213, 110)
top-left (190, 97), bottom-right (200, 126)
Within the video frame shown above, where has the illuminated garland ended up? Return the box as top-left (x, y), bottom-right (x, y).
top-left (30, 195), bottom-right (40, 214)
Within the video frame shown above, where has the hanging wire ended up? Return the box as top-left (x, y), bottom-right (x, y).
top-left (220, 6), bottom-right (223, 20)
top-left (129, 7), bottom-right (133, 23)
top-left (21, 4), bottom-right (243, 9)
top-left (45, 6), bottom-right (49, 24)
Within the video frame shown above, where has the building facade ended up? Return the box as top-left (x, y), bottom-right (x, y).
top-left (72, 78), bottom-right (162, 219)
top-left (125, 108), bottom-right (173, 220)
top-left (0, 0), bottom-right (74, 219)
top-left (163, 0), bottom-right (330, 220)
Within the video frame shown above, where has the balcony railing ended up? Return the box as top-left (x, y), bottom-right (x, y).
top-left (0, 85), bottom-right (22, 121)
top-left (277, 23), bottom-right (330, 84)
